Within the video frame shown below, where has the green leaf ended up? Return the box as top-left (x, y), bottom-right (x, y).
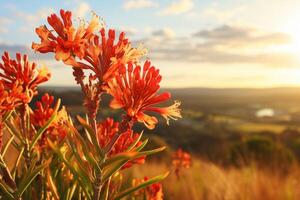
top-left (29, 99), bottom-right (60, 150)
top-left (133, 146), bottom-right (165, 158)
top-left (102, 152), bottom-right (138, 168)
top-left (46, 168), bottom-right (59, 200)
top-left (133, 138), bottom-right (148, 152)
top-left (113, 172), bottom-right (169, 200)
top-left (126, 131), bottom-right (143, 151)
top-left (102, 147), bottom-right (166, 182)
top-left (77, 115), bottom-right (104, 158)
top-left (0, 180), bottom-right (14, 200)
top-left (48, 140), bottom-right (92, 199)
top-left (69, 128), bottom-right (101, 172)
top-left (16, 159), bottom-right (51, 197)
top-left (66, 182), bottom-right (77, 200)
top-left (102, 159), bottom-right (128, 183)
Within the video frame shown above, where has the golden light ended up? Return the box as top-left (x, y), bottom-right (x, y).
top-left (281, 23), bottom-right (300, 56)
top-left (290, 35), bottom-right (300, 56)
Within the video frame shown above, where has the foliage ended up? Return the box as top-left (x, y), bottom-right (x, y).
top-left (0, 9), bottom-right (182, 200)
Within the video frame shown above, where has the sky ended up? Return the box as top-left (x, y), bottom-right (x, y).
top-left (1, 0), bottom-right (300, 88)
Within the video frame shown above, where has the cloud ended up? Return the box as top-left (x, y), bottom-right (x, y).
top-left (136, 24), bottom-right (298, 67)
top-left (193, 25), bottom-right (292, 48)
top-left (123, 0), bottom-right (158, 10)
top-left (1, 23), bottom-right (297, 69)
top-left (117, 26), bottom-right (138, 37)
top-left (202, 4), bottom-right (246, 23)
top-left (74, 2), bottom-right (91, 18)
top-left (152, 28), bottom-right (176, 39)
top-left (161, 0), bottom-right (194, 15)
top-left (194, 25), bottom-right (250, 40)
top-left (0, 44), bottom-right (52, 61)
top-left (0, 18), bottom-right (12, 33)
top-left (7, 6), bottom-right (54, 33)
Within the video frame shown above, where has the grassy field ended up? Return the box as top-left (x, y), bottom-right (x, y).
top-left (38, 87), bottom-right (300, 199)
top-left (128, 158), bottom-right (300, 200)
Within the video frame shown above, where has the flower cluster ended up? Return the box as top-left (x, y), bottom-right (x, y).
top-left (106, 61), bottom-right (182, 129)
top-left (31, 9), bottom-right (182, 198)
top-left (31, 93), bottom-right (69, 150)
top-left (172, 148), bottom-right (191, 178)
top-left (0, 8), bottom-right (185, 200)
top-left (0, 52), bottom-right (50, 103)
top-left (132, 177), bottom-right (163, 200)
top-left (32, 10), bottom-right (99, 63)
top-left (0, 52), bottom-right (50, 149)
top-left (97, 118), bottom-right (145, 168)
top-left (32, 9), bottom-right (145, 85)
top-left (0, 81), bottom-right (23, 148)
top-left (0, 81), bottom-right (23, 116)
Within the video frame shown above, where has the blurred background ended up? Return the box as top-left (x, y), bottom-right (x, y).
top-left (2, 0), bottom-right (300, 199)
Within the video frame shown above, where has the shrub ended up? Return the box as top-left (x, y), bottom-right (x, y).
top-left (0, 9), bottom-right (182, 200)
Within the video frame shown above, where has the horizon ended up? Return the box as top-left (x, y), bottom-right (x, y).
top-left (40, 85), bottom-right (300, 90)
top-left (1, 0), bottom-right (300, 88)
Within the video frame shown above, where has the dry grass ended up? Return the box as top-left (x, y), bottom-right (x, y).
top-left (128, 159), bottom-right (300, 200)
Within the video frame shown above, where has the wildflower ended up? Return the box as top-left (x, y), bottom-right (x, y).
top-left (32, 9), bottom-right (100, 63)
top-left (97, 118), bottom-right (145, 168)
top-left (82, 77), bottom-right (101, 118)
top-left (172, 148), bottom-right (191, 178)
top-left (33, 9), bottom-right (146, 86)
top-left (84, 28), bottom-right (146, 83)
top-left (132, 177), bottom-right (163, 200)
top-left (31, 93), bottom-right (68, 149)
top-left (0, 81), bottom-right (24, 148)
top-left (0, 81), bottom-right (24, 116)
top-left (31, 93), bottom-right (55, 127)
top-left (0, 52), bottom-right (51, 103)
top-left (106, 61), bottom-right (182, 129)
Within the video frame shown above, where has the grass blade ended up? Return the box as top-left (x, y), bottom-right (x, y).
top-left (114, 172), bottom-right (169, 200)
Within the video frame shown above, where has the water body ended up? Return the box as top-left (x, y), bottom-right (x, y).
top-left (256, 108), bottom-right (274, 118)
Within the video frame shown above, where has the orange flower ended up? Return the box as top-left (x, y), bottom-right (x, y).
top-left (31, 93), bottom-right (55, 127)
top-left (97, 118), bottom-right (145, 168)
top-left (0, 81), bottom-right (24, 116)
top-left (33, 9), bottom-right (146, 85)
top-left (0, 80), bottom-right (24, 148)
top-left (84, 28), bottom-right (146, 82)
top-left (172, 148), bottom-right (191, 177)
top-left (32, 9), bottom-right (100, 63)
top-left (106, 60), bottom-right (181, 129)
top-left (133, 177), bottom-right (163, 200)
top-left (0, 52), bottom-right (50, 103)
top-left (31, 93), bottom-right (68, 149)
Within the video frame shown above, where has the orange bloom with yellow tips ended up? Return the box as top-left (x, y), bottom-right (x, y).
top-left (106, 60), bottom-right (181, 129)
top-left (84, 28), bottom-right (146, 83)
top-left (31, 93), bottom-right (68, 149)
top-left (31, 93), bottom-right (55, 127)
top-left (0, 81), bottom-right (24, 116)
top-left (0, 52), bottom-right (50, 103)
top-left (97, 118), bottom-right (145, 168)
top-left (32, 9), bottom-right (100, 64)
top-left (32, 9), bottom-right (146, 86)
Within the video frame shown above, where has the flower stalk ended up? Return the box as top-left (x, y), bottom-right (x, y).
top-left (0, 8), bottom-right (182, 200)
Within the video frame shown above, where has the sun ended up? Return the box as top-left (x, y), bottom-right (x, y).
top-left (281, 24), bottom-right (300, 56)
